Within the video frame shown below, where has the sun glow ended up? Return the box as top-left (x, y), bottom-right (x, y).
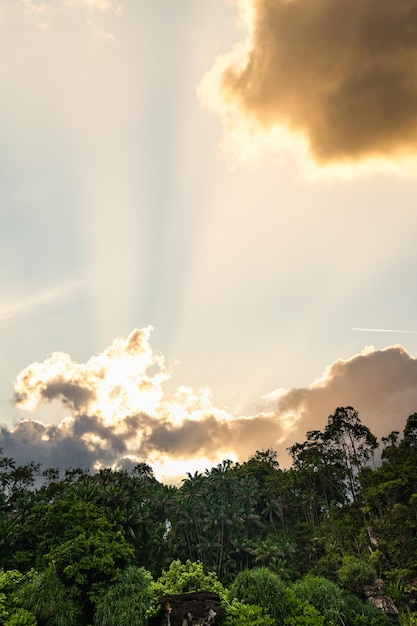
top-left (14, 328), bottom-right (170, 422)
top-left (149, 452), bottom-right (239, 485)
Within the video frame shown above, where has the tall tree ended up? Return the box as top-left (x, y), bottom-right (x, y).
top-left (323, 407), bottom-right (378, 500)
top-left (290, 407), bottom-right (378, 505)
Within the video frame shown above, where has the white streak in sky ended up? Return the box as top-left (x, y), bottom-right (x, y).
top-left (0, 280), bottom-right (86, 326)
top-left (352, 327), bottom-right (417, 334)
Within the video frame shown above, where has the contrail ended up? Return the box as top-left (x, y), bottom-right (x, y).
top-left (352, 327), bottom-right (417, 334)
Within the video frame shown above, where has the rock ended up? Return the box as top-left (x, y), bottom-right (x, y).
top-left (158, 591), bottom-right (225, 626)
top-left (364, 579), bottom-right (399, 618)
top-left (368, 595), bottom-right (399, 616)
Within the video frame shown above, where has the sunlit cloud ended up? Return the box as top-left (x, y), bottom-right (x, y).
top-left (2, 330), bottom-right (417, 481)
top-left (160, 386), bottom-right (232, 427)
top-left (262, 345), bottom-right (417, 453)
top-left (200, 0), bottom-right (417, 175)
top-left (14, 327), bottom-right (168, 419)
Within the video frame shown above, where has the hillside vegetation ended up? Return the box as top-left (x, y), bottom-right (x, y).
top-left (1, 406), bottom-right (416, 625)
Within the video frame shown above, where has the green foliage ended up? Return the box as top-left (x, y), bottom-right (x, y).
top-left (0, 592), bottom-right (9, 623)
top-left (14, 496), bottom-right (123, 572)
top-left (342, 592), bottom-right (389, 626)
top-left (249, 535), bottom-right (297, 578)
top-left (368, 550), bottom-right (384, 579)
top-left (337, 556), bottom-right (374, 597)
top-left (0, 569), bottom-right (37, 626)
top-left (222, 599), bottom-right (275, 626)
top-left (386, 569), bottom-right (409, 612)
top-left (46, 528), bottom-right (133, 602)
top-left (230, 569), bottom-right (331, 625)
top-left (4, 608), bottom-right (37, 626)
top-left (292, 575), bottom-right (346, 625)
top-left (94, 566), bottom-right (153, 626)
top-left (152, 559), bottom-right (225, 597)
top-left (66, 466), bottom-right (171, 577)
top-left (18, 567), bottom-right (82, 626)
top-left (171, 463), bottom-right (259, 579)
top-left (283, 595), bottom-right (326, 626)
top-left (230, 566), bottom-right (291, 623)
top-left (0, 569), bottom-right (25, 592)
top-left (399, 614), bottom-right (417, 626)
top-left (149, 559), bottom-right (228, 620)
top-left (151, 559), bottom-right (276, 626)
top-left (2, 408), bottom-right (417, 620)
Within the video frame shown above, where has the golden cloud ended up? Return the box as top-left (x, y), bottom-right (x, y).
top-left (14, 327), bottom-right (169, 419)
top-left (3, 330), bottom-right (417, 481)
top-left (200, 0), bottom-right (417, 170)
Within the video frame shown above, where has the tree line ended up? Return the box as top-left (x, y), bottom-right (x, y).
top-left (0, 406), bottom-right (416, 625)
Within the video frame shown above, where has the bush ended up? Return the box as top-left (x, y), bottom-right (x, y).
top-left (18, 567), bottom-right (82, 626)
top-left (4, 608), bottom-right (37, 626)
top-left (283, 595), bottom-right (326, 626)
top-left (149, 560), bottom-right (227, 620)
top-left (337, 556), bottom-right (374, 597)
top-left (222, 599), bottom-right (275, 626)
top-left (150, 560), bottom-right (276, 626)
top-left (94, 566), bottom-right (153, 626)
top-left (0, 570), bottom-right (37, 626)
top-left (230, 567), bottom-right (291, 623)
top-left (399, 614), bottom-right (417, 626)
top-left (152, 559), bottom-right (225, 597)
top-left (342, 592), bottom-right (389, 626)
top-left (292, 575), bottom-right (346, 625)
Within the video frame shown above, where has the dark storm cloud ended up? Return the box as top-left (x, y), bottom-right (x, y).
top-left (212, 0), bottom-right (417, 164)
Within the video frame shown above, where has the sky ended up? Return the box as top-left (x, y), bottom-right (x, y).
top-left (1, 0), bottom-right (417, 483)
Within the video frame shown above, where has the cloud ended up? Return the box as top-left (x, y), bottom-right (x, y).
top-left (200, 0), bottom-right (417, 170)
top-left (2, 330), bottom-right (417, 481)
top-left (264, 345), bottom-right (417, 449)
top-left (40, 382), bottom-right (95, 411)
top-left (13, 327), bottom-right (168, 419)
top-left (0, 415), bottom-right (132, 472)
top-left (142, 412), bottom-right (289, 467)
